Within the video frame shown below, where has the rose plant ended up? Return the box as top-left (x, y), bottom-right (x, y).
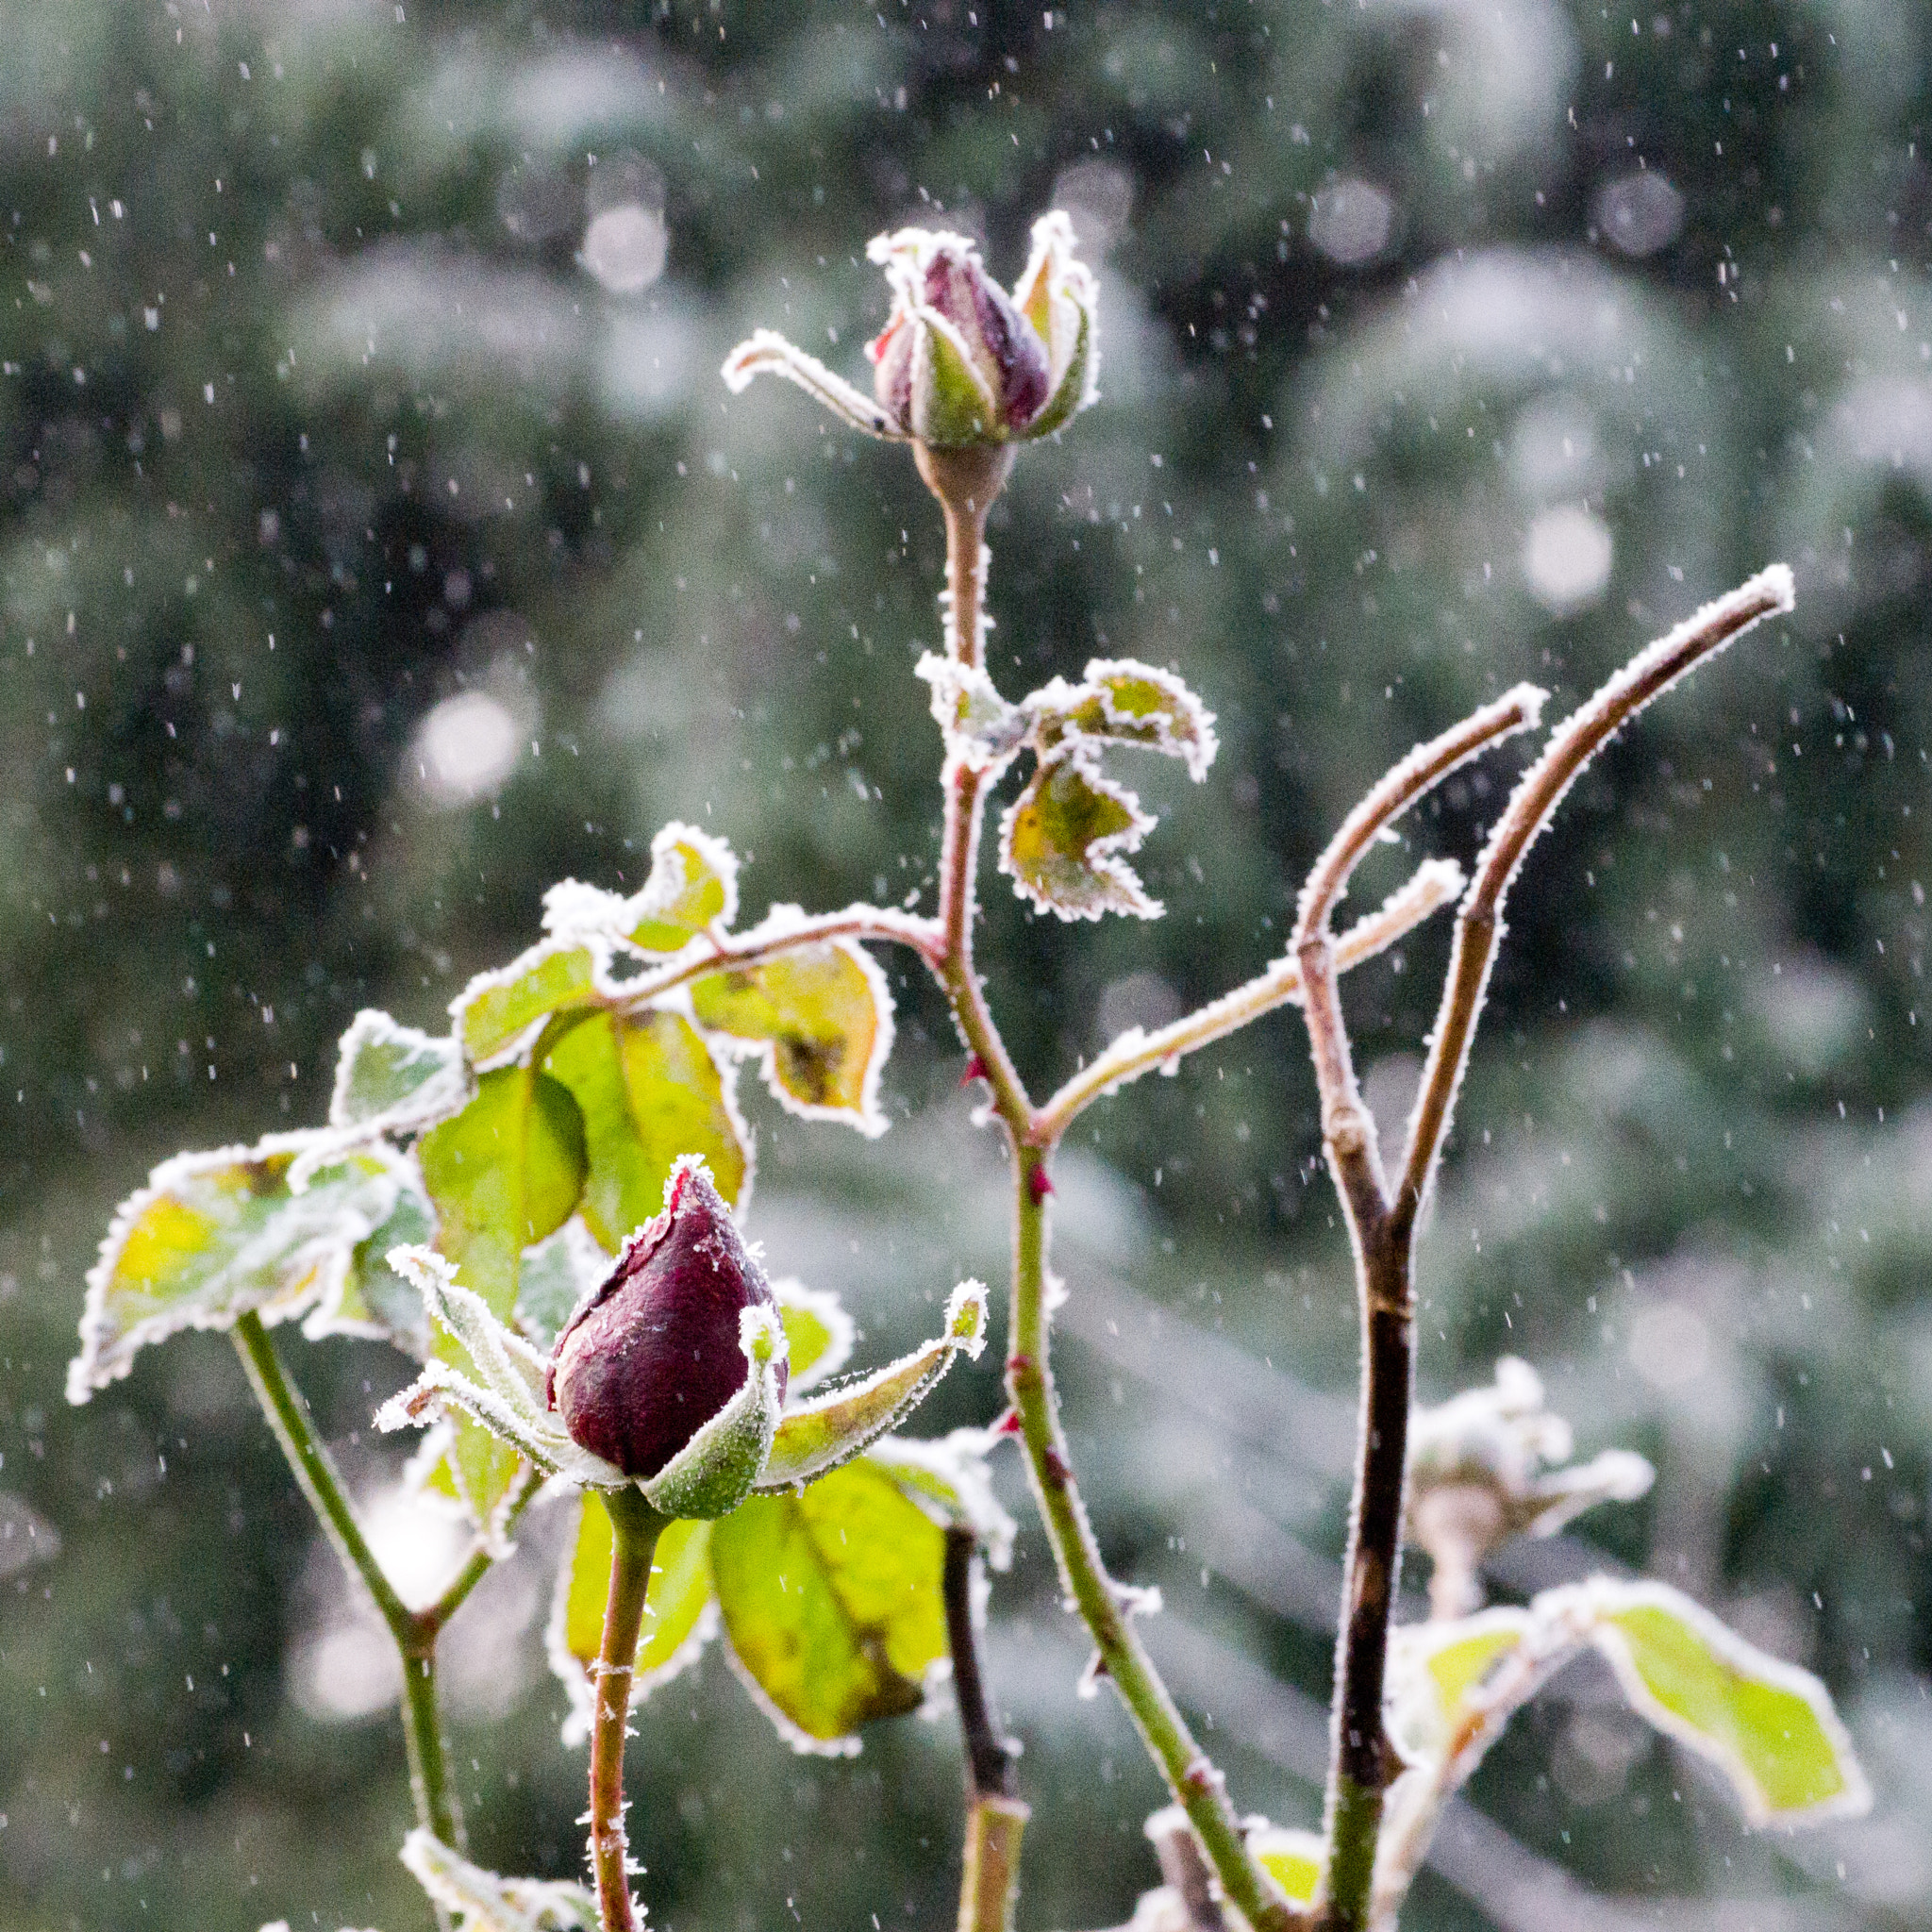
top-left (67, 211), bottom-right (1869, 1932)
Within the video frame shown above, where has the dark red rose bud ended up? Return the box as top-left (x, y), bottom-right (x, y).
top-left (546, 1158), bottom-right (789, 1480)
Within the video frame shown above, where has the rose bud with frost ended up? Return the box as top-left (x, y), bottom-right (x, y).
top-left (546, 1156), bottom-right (789, 1481)
top-left (721, 211), bottom-right (1099, 451)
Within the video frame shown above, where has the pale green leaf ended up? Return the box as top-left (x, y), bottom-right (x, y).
top-left (541, 1008), bottom-right (748, 1250)
top-left (857, 1427), bottom-right (1016, 1569)
top-left (328, 1008), bottom-right (471, 1133)
top-left (514, 1219), bottom-right (606, 1350)
top-left (451, 940), bottom-right (600, 1070)
top-left (1572, 1579), bottom-right (1872, 1825)
top-left (69, 1136), bottom-right (404, 1401)
top-left (400, 1830), bottom-right (595, 1932)
top-left (997, 748), bottom-right (1158, 922)
top-left (546, 1494), bottom-right (716, 1745)
top-left (757, 1279), bottom-right (988, 1493)
top-left (417, 1067), bottom-right (588, 1318)
top-left (710, 1456), bottom-right (949, 1751)
top-left (690, 930), bottom-right (894, 1135)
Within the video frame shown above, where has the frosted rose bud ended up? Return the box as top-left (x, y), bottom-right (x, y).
top-left (546, 1157), bottom-right (789, 1480)
top-left (723, 209), bottom-right (1099, 452)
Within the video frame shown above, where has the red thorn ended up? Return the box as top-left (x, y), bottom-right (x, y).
top-left (1006, 1353), bottom-right (1032, 1378)
top-left (1042, 1446), bottom-right (1073, 1489)
top-left (960, 1053), bottom-right (989, 1087)
top-left (1027, 1166), bottom-right (1055, 1205)
top-left (992, 1408), bottom-right (1024, 1437)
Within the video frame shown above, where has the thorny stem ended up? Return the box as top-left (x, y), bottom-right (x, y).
top-left (946, 1525), bottom-right (1028, 1932)
top-left (232, 1313), bottom-right (467, 1862)
top-left (1292, 570), bottom-right (1792, 1927)
top-left (915, 452), bottom-right (1298, 1932)
top-left (589, 1487), bottom-right (667, 1932)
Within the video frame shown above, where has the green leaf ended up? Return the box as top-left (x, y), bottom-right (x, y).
top-left (328, 1008), bottom-right (471, 1133)
top-left (710, 1456), bottom-right (948, 1751)
top-left (1039, 659), bottom-right (1218, 781)
top-left (301, 1167), bottom-right (438, 1348)
top-left (998, 748), bottom-right (1159, 922)
top-left (857, 1428), bottom-right (1016, 1569)
top-left (452, 940), bottom-right (600, 1070)
top-left (68, 1137), bottom-right (404, 1401)
top-left (690, 931), bottom-right (893, 1134)
top-left (623, 821), bottom-right (739, 952)
top-left (546, 1494), bottom-right (716, 1744)
top-left (399, 1829), bottom-right (596, 1932)
top-left (417, 1067), bottom-right (588, 1318)
top-left (541, 1008), bottom-right (748, 1251)
top-left (1572, 1580), bottom-right (1872, 1825)
top-left (757, 1279), bottom-right (988, 1493)
top-left (774, 1279), bottom-right (855, 1391)
top-left (1250, 1827), bottom-right (1326, 1910)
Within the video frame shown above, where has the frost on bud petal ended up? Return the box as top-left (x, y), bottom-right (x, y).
top-left (547, 1156), bottom-right (789, 1482)
top-left (1009, 210), bottom-right (1101, 441)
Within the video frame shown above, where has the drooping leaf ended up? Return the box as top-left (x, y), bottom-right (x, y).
top-left (328, 1008), bottom-right (471, 1134)
top-left (623, 821), bottom-right (739, 952)
top-left (546, 1494), bottom-right (717, 1744)
top-left (68, 1137), bottom-right (403, 1401)
top-left (541, 1008), bottom-right (748, 1251)
top-left (757, 1280), bottom-right (988, 1493)
top-left (774, 1279), bottom-right (856, 1391)
top-left (302, 1166), bottom-right (438, 1348)
top-left (690, 929), bottom-right (894, 1135)
top-left (1250, 1827), bottom-right (1326, 1911)
top-left (998, 748), bottom-right (1159, 922)
top-left (417, 1067), bottom-right (588, 1317)
top-left (400, 1829), bottom-right (596, 1932)
top-left (856, 1427), bottom-right (1016, 1569)
top-left (1569, 1580), bottom-right (1872, 1825)
top-left (710, 1456), bottom-right (949, 1751)
top-left (1034, 658), bottom-right (1219, 780)
top-left (452, 940), bottom-right (601, 1070)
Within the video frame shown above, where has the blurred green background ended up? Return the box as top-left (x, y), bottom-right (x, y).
top-left (2, 0), bottom-right (1929, 1926)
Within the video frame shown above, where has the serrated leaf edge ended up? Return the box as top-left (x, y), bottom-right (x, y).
top-left (997, 746), bottom-right (1161, 924)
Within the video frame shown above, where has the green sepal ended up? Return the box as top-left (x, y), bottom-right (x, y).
top-left (910, 308), bottom-right (1000, 446)
top-left (638, 1306), bottom-right (788, 1521)
top-left (68, 1135), bottom-right (405, 1401)
top-left (1017, 297), bottom-right (1091, 440)
top-left (757, 1280), bottom-right (988, 1493)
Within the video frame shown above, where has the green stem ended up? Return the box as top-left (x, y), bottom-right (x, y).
top-left (232, 1312), bottom-right (467, 1857)
top-left (589, 1487), bottom-right (666, 1932)
top-left (1006, 1152), bottom-right (1297, 1932)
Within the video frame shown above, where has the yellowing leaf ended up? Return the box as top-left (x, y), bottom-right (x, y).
top-left (1250, 1827), bottom-right (1325, 1910)
top-left (998, 748), bottom-right (1158, 922)
top-left (69, 1137), bottom-right (404, 1401)
top-left (1576, 1581), bottom-right (1872, 1825)
top-left (624, 821), bottom-right (739, 952)
top-left (541, 1009), bottom-right (748, 1250)
top-left (690, 931), bottom-right (894, 1135)
top-left (452, 940), bottom-right (599, 1070)
top-left (546, 1493), bottom-right (716, 1745)
top-left (710, 1457), bottom-right (948, 1751)
top-left (302, 1170), bottom-right (438, 1348)
top-left (1046, 658), bottom-right (1218, 780)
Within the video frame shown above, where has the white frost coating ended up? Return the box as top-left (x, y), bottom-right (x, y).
top-left (998, 745), bottom-right (1162, 923)
top-left (1074, 657), bottom-right (1220, 780)
top-left (326, 1008), bottom-right (473, 1135)
top-left (68, 1132), bottom-right (402, 1403)
top-left (914, 650), bottom-right (1026, 773)
top-left (400, 1827), bottom-right (597, 1931)
top-left (695, 908), bottom-right (897, 1138)
top-left (539, 876), bottom-right (631, 940)
top-left (720, 328), bottom-right (902, 439)
top-left (772, 1276), bottom-right (858, 1391)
